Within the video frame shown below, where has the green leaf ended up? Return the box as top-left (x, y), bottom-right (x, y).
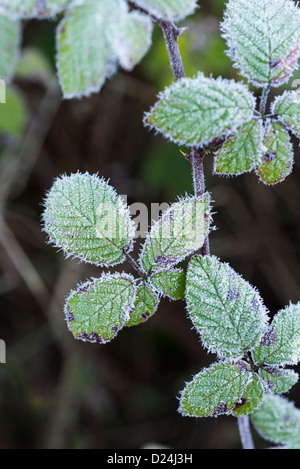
top-left (140, 194), bottom-right (211, 275)
top-left (259, 367), bottom-right (298, 394)
top-left (150, 268), bottom-right (186, 300)
top-left (231, 373), bottom-right (264, 417)
top-left (0, 85), bottom-right (27, 138)
top-left (253, 302), bottom-right (300, 367)
top-left (221, 0), bottom-right (300, 88)
top-left (214, 118), bottom-right (263, 176)
top-left (144, 73), bottom-right (255, 148)
top-left (272, 90), bottom-right (300, 139)
top-left (255, 120), bottom-right (293, 185)
top-left (0, 13), bottom-right (20, 81)
top-left (65, 273), bottom-right (136, 343)
top-left (179, 361), bottom-right (259, 418)
top-left (252, 395), bottom-right (300, 449)
top-left (186, 255), bottom-right (269, 357)
top-left (131, 0), bottom-right (198, 21)
top-left (114, 11), bottom-right (152, 72)
top-left (0, 0), bottom-right (71, 18)
top-left (42, 172), bottom-right (135, 267)
top-left (57, 0), bottom-right (152, 99)
top-left (126, 282), bottom-right (159, 327)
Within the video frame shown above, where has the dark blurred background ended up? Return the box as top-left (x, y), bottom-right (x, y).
top-left (0, 0), bottom-right (300, 449)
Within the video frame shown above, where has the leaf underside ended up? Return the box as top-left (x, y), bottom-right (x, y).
top-left (130, 0), bottom-right (198, 21)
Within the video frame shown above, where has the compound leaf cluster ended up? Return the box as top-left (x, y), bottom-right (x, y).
top-left (180, 255), bottom-right (300, 418)
top-left (42, 172), bottom-right (209, 342)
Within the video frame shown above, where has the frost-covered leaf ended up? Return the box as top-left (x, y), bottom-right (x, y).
top-left (144, 74), bottom-right (255, 148)
top-left (131, 0), bottom-right (197, 21)
top-left (214, 118), bottom-right (263, 176)
top-left (126, 282), bottom-right (159, 327)
top-left (253, 302), bottom-right (300, 367)
top-left (0, 85), bottom-right (27, 138)
top-left (272, 90), bottom-right (300, 139)
top-left (231, 373), bottom-right (264, 417)
top-left (0, 13), bottom-right (20, 81)
top-left (150, 268), bottom-right (186, 300)
top-left (140, 194), bottom-right (211, 275)
top-left (42, 172), bottom-right (135, 267)
top-left (255, 120), bottom-right (293, 185)
top-left (179, 361), bottom-right (262, 418)
top-left (221, 0), bottom-right (300, 88)
top-left (0, 0), bottom-right (71, 19)
top-left (186, 255), bottom-right (269, 357)
top-left (114, 11), bottom-right (152, 71)
top-left (259, 367), bottom-right (298, 394)
top-left (64, 273), bottom-right (136, 344)
top-left (57, 0), bottom-right (152, 99)
top-left (252, 395), bottom-right (300, 449)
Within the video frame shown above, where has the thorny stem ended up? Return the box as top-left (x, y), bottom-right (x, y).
top-left (238, 415), bottom-right (255, 450)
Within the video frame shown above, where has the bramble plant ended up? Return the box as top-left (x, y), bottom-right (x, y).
top-left (1, 0), bottom-right (300, 449)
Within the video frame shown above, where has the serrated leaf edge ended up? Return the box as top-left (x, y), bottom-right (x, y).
top-left (143, 73), bottom-right (256, 149)
top-left (185, 254), bottom-right (270, 359)
top-left (41, 171), bottom-right (136, 268)
top-left (64, 271), bottom-right (137, 344)
top-left (138, 193), bottom-right (211, 275)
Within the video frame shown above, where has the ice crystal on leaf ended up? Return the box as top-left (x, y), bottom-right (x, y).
top-left (126, 282), bottom-right (159, 327)
top-left (0, 0), bottom-right (71, 19)
top-left (253, 302), bottom-right (300, 367)
top-left (150, 268), bottom-right (186, 300)
top-left (214, 118), bottom-right (263, 176)
top-left (0, 13), bottom-right (20, 81)
top-left (42, 172), bottom-right (135, 267)
top-left (57, 0), bottom-right (152, 99)
top-left (64, 273), bottom-right (136, 343)
top-left (255, 120), bottom-right (294, 185)
top-left (130, 0), bottom-right (198, 21)
top-left (186, 255), bottom-right (269, 358)
top-left (221, 0), bottom-right (300, 88)
top-left (179, 361), bottom-right (264, 418)
top-left (252, 395), bottom-right (300, 449)
top-left (139, 194), bottom-right (211, 275)
top-left (144, 73), bottom-right (255, 148)
top-left (272, 90), bottom-right (300, 139)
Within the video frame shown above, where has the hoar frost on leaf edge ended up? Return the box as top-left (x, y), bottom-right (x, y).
top-left (41, 171), bottom-right (136, 268)
top-left (220, 0), bottom-right (300, 89)
top-left (143, 73), bottom-right (256, 149)
top-left (185, 254), bottom-right (270, 359)
top-left (64, 271), bottom-right (137, 344)
top-left (138, 192), bottom-right (212, 275)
